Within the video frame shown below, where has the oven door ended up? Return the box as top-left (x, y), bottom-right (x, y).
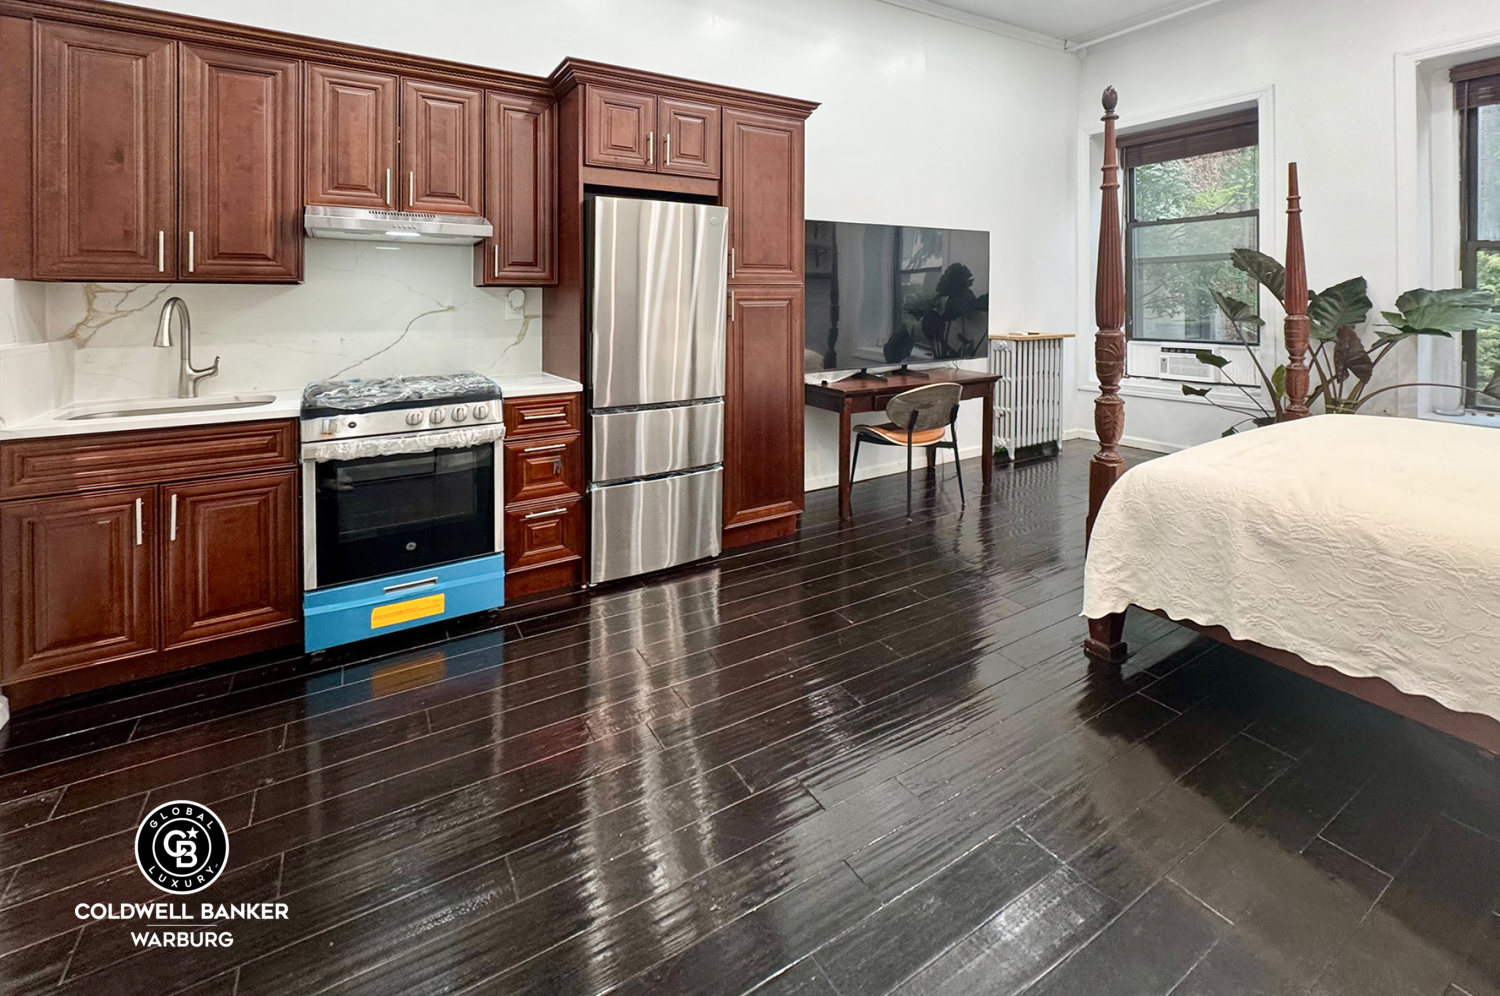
top-left (303, 440), bottom-right (503, 591)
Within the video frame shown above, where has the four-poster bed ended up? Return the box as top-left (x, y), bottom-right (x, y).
top-left (1081, 88), bottom-right (1500, 755)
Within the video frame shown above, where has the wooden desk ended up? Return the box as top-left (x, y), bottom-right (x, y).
top-left (805, 369), bottom-right (1000, 520)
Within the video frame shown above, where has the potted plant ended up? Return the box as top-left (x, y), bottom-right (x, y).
top-left (1184, 249), bottom-right (1500, 432)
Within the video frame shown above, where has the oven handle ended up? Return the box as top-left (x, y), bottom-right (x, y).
top-left (301, 423), bottom-right (506, 463)
top-left (383, 576), bottom-right (440, 594)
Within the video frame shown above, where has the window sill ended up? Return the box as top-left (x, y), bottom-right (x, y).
top-left (1419, 408), bottom-right (1500, 428)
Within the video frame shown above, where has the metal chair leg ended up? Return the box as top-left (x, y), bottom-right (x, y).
top-left (850, 435), bottom-right (863, 487)
top-left (952, 427), bottom-right (965, 508)
top-left (906, 442), bottom-right (914, 521)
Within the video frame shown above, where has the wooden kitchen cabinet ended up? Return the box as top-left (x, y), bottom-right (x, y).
top-left (723, 285), bottom-right (805, 541)
top-left (401, 78), bottom-right (484, 216)
top-left (584, 85), bottom-right (657, 171)
top-left (161, 470), bottom-right (299, 650)
top-left (32, 20), bottom-right (177, 281)
top-left (1, 488), bottom-right (158, 686)
top-left (0, 421), bottom-right (301, 708)
top-left (305, 62), bottom-right (399, 210)
top-left (658, 96), bottom-right (720, 178)
top-left (179, 44), bottom-right (301, 281)
top-left (479, 92), bottom-right (556, 285)
top-left (501, 394), bottom-right (584, 598)
top-left (722, 108), bottom-right (804, 284)
top-left (583, 86), bottom-right (721, 180)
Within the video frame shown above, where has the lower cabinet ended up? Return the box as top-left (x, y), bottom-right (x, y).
top-left (161, 471), bottom-right (299, 650)
top-left (501, 394), bottom-right (585, 598)
top-left (724, 283), bottom-right (805, 547)
top-left (0, 421), bottom-right (301, 708)
top-left (0, 487), bottom-right (159, 681)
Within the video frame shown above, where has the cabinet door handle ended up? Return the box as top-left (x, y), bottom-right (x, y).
top-left (729, 289), bottom-right (735, 321)
top-left (523, 507), bottom-right (569, 520)
top-left (408, 170), bottom-right (415, 207)
top-left (157, 231), bottom-right (165, 273)
top-left (522, 443), bottom-right (566, 453)
top-left (385, 168), bottom-right (392, 206)
top-left (729, 247), bottom-right (735, 278)
top-left (521, 411), bottom-right (567, 421)
top-left (494, 243), bottom-right (500, 277)
top-left (169, 493), bottom-right (178, 542)
top-left (134, 498), bottom-right (144, 546)
top-left (664, 132), bottom-right (671, 166)
top-left (187, 232), bottom-right (195, 274)
top-left (647, 131), bottom-right (654, 166)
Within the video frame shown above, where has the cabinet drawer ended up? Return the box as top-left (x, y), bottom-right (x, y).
top-left (0, 420), bottom-right (297, 499)
top-left (504, 433), bottom-right (582, 504)
top-left (504, 496), bottom-right (583, 573)
top-left (503, 393), bottom-right (581, 439)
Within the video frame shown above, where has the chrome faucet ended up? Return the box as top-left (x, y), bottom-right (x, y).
top-left (154, 297), bottom-right (219, 398)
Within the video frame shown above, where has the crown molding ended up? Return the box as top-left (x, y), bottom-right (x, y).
top-left (873, 0), bottom-right (1068, 52)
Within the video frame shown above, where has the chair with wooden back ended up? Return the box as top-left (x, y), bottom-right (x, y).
top-left (850, 381), bottom-right (965, 520)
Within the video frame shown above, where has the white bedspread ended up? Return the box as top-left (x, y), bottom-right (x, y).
top-left (1083, 415), bottom-right (1500, 720)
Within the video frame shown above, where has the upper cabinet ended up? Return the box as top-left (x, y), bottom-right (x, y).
top-left (179, 44), bottom-right (301, 282)
top-left (722, 108), bottom-right (804, 284)
top-left (305, 63), bottom-right (399, 210)
top-left (583, 86), bottom-right (721, 180)
top-left (33, 21), bottom-right (177, 281)
top-left (305, 67), bottom-right (484, 217)
top-left (479, 93), bottom-right (556, 285)
top-left (25, 21), bottom-right (299, 282)
top-left (658, 97), bottom-right (720, 178)
top-left (400, 79), bottom-right (484, 216)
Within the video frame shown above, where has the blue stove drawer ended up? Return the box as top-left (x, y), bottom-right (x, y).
top-left (303, 552), bottom-right (506, 652)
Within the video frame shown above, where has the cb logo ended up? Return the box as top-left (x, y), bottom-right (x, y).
top-left (135, 800), bottom-right (229, 895)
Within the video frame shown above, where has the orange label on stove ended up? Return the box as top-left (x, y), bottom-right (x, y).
top-left (371, 593), bottom-right (445, 629)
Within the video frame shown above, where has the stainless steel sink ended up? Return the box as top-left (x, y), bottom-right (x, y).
top-left (64, 394), bottom-right (278, 421)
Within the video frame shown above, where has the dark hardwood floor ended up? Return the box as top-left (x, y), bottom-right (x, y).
top-left (1, 441), bottom-right (1497, 996)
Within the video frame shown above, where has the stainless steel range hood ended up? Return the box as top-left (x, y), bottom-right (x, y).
top-left (303, 206), bottom-right (492, 245)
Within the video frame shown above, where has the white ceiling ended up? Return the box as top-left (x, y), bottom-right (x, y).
top-left (878, 0), bottom-right (1228, 48)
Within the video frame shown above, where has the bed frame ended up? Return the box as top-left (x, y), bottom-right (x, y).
top-left (1082, 88), bottom-right (1500, 755)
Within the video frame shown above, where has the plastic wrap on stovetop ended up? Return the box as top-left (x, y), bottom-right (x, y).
top-left (301, 372), bottom-right (503, 417)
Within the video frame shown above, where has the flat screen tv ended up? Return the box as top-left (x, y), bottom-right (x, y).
top-left (805, 220), bottom-right (990, 375)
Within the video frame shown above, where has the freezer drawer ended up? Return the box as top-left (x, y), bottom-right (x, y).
top-left (590, 467), bottom-right (722, 584)
top-left (591, 401), bottom-right (723, 483)
top-left (590, 197), bottom-right (728, 408)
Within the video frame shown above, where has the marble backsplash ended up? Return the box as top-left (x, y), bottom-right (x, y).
top-left (36, 239), bottom-right (544, 406)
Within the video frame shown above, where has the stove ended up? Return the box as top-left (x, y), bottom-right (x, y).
top-left (299, 373), bottom-right (508, 652)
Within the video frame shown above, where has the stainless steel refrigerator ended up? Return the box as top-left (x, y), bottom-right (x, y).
top-left (587, 195), bottom-right (728, 584)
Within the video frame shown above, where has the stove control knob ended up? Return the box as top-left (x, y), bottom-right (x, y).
top-left (472, 403), bottom-right (490, 420)
top-left (405, 411), bottom-right (424, 426)
top-left (429, 408), bottom-right (446, 425)
top-left (451, 406), bottom-right (469, 423)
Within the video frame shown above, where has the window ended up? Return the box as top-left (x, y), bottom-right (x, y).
top-left (1121, 110), bottom-right (1259, 344)
top-left (1457, 59), bottom-right (1500, 410)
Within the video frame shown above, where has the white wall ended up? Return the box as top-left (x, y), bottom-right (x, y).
top-left (1069, 0), bottom-right (1500, 451)
top-left (102, 0), bottom-right (1084, 489)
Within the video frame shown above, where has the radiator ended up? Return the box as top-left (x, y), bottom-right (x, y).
top-left (989, 333), bottom-right (1068, 463)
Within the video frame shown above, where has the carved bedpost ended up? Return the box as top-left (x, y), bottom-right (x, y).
top-left (1085, 86), bottom-right (1128, 665)
top-left (1282, 163), bottom-right (1311, 419)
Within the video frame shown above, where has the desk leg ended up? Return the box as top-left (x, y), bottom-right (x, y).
top-left (926, 446), bottom-right (936, 473)
top-left (839, 399), bottom-right (853, 520)
top-left (981, 386), bottom-right (995, 492)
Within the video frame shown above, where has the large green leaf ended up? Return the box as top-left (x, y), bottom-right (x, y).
top-left (1210, 290), bottom-right (1264, 330)
top-left (1193, 350), bottom-right (1230, 369)
top-left (1230, 249), bottom-right (1286, 305)
top-left (1308, 277), bottom-right (1372, 341)
top-left (1333, 327), bottom-right (1374, 384)
top-left (1484, 366), bottom-right (1500, 400)
top-left (1270, 364), bottom-right (1287, 400)
top-left (1383, 287), bottom-right (1500, 335)
top-left (1181, 384), bottom-right (1212, 397)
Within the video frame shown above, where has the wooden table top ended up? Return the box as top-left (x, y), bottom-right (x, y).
top-left (804, 367), bottom-right (999, 399)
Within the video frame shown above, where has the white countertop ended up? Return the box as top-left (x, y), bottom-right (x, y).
top-left (0, 372), bottom-right (583, 440)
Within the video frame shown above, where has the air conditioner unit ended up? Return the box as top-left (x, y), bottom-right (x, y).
top-left (1159, 345), bottom-right (1220, 383)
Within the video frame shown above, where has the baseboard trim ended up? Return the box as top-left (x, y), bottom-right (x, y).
top-left (1062, 428), bottom-right (1181, 455)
